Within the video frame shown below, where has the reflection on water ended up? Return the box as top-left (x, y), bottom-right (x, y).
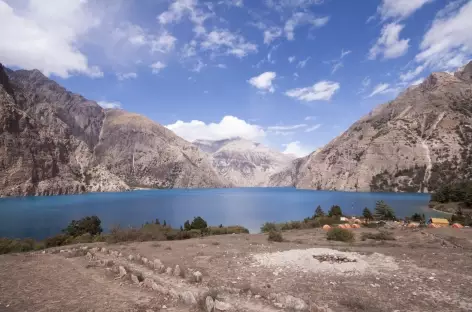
top-left (0, 188), bottom-right (441, 239)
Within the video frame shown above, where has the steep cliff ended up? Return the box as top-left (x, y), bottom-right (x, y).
top-left (194, 138), bottom-right (294, 187)
top-left (271, 62), bottom-right (472, 192)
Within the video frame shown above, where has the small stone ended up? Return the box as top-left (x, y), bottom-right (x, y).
top-left (59, 249), bottom-right (66, 253)
top-left (136, 254), bottom-right (142, 261)
top-left (41, 250), bottom-right (46, 254)
top-left (142, 257), bottom-right (148, 265)
top-left (214, 300), bottom-right (232, 311)
top-left (166, 267), bottom-right (173, 275)
top-left (180, 291), bottom-right (197, 305)
top-left (206, 296), bottom-right (215, 312)
top-left (254, 295), bottom-right (261, 299)
top-left (101, 247), bottom-right (107, 253)
top-left (153, 259), bottom-right (164, 271)
top-left (86, 252), bottom-right (93, 260)
top-left (193, 271), bottom-right (203, 283)
top-left (104, 259), bottom-right (114, 267)
top-left (91, 247), bottom-right (99, 252)
top-left (162, 305), bottom-right (167, 309)
top-left (131, 274), bottom-right (140, 284)
top-left (412, 292), bottom-right (417, 296)
top-left (128, 255), bottom-right (135, 261)
top-left (173, 265), bottom-right (181, 277)
top-left (119, 266), bottom-right (127, 277)
top-left (143, 278), bottom-right (153, 288)
top-left (80, 246), bottom-right (88, 250)
top-left (274, 303), bottom-right (283, 308)
top-left (118, 252), bottom-right (123, 257)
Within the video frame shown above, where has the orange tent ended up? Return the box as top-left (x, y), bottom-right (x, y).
top-left (428, 224), bottom-right (439, 229)
top-left (353, 219), bottom-right (362, 224)
top-left (343, 224), bottom-right (352, 229)
top-left (322, 225), bottom-right (332, 231)
top-left (407, 223), bottom-right (419, 228)
top-left (337, 224), bottom-right (346, 229)
top-left (452, 223), bottom-right (464, 229)
top-left (351, 224), bottom-right (361, 229)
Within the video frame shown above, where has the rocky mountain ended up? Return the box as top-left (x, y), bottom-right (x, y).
top-left (0, 64), bottom-right (227, 197)
top-left (194, 138), bottom-right (294, 187)
top-left (270, 61), bottom-right (472, 192)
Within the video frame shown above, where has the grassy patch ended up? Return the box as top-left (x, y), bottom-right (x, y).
top-left (361, 231), bottom-right (395, 241)
top-left (326, 228), bottom-right (355, 242)
top-left (267, 230), bottom-right (283, 242)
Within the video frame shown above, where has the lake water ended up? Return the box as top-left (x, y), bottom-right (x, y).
top-left (0, 188), bottom-right (443, 239)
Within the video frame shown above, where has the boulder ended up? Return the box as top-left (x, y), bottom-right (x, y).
top-left (215, 300), bottom-right (233, 311)
top-left (166, 267), bottom-right (173, 275)
top-left (205, 296), bottom-right (215, 312)
top-left (153, 259), bottom-right (164, 271)
top-left (173, 265), bottom-right (181, 277)
top-left (128, 255), bottom-right (135, 261)
top-left (180, 291), bottom-right (197, 305)
top-left (131, 274), bottom-right (140, 284)
top-left (119, 266), bottom-right (127, 277)
top-left (193, 271), bottom-right (203, 283)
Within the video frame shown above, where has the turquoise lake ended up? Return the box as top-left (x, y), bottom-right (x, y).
top-left (0, 188), bottom-right (443, 239)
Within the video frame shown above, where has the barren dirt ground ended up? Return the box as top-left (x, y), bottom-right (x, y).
top-left (1, 227), bottom-right (472, 312)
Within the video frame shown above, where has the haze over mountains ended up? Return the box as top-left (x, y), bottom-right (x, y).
top-left (1, 61), bottom-right (472, 196)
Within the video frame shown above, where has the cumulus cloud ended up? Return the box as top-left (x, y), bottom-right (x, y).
top-left (415, 1), bottom-right (472, 70)
top-left (285, 81), bottom-right (340, 102)
top-left (304, 116), bottom-right (316, 121)
top-left (288, 56), bottom-right (296, 63)
top-left (0, 0), bottom-right (103, 78)
top-left (166, 116), bottom-right (265, 142)
top-left (284, 12), bottom-right (329, 40)
top-left (369, 23), bottom-right (409, 60)
top-left (158, 0), bottom-right (211, 35)
top-left (116, 72), bottom-right (137, 80)
top-left (282, 141), bottom-right (313, 157)
top-left (378, 0), bottom-right (433, 21)
top-left (248, 72), bottom-right (277, 93)
top-left (266, 0), bottom-right (324, 11)
top-left (97, 101), bottom-right (122, 109)
top-left (201, 29), bottom-right (258, 58)
top-left (367, 83), bottom-right (398, 97)
top-left (150, 61), bottom-right (167, 74)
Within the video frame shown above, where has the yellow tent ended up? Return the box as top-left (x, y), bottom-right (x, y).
top-left (429, 218), bottom-right (449, 227)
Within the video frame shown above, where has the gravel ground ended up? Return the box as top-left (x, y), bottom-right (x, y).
top-left (1, 227), bottom-right (472, 312)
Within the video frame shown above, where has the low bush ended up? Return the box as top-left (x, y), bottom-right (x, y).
top-left (0, 238), bottom-right (38, 254)
top-left (63, 216), bottom-right (102, 237)
top-left (361, 231), bottom-right (395, 241)
top-left (261, 222), bottom-right (278, 233)
top-left (268, 230), bottom-right (283, 242)
top-left (326, 228), bottom-right (355, 242)
top-left (44, 234), bottom-right (70, 248)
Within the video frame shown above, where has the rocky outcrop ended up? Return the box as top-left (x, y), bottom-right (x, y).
top-left (194, 138), bottom-right (294, 187)
top-left (272, 61), bottom-right (472, 192)
top-left (94, 109), bottom-right (228, 189)
top-left (0, 64), bottom-right (228, 197)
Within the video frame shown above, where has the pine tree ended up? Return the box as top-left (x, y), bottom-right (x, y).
top-left (362, 207), bottom-right (373, 221)
top-left (328, 205), bottom-right (343, 218)
top-left (314, 205), bottom-right (325, 218)
top-left (374, 201), bottom-right (396, 220)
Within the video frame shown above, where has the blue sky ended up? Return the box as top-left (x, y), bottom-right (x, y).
top-left (1, 0), bottom-right (471, 156)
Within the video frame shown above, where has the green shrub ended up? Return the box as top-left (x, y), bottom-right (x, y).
top-left (190, 216), bottom-right (208, 230)
top-left (63, 216), bottom-right (102, 237)
top-left (314, 205), bottom-right (325, 218)
top-left (268, 230), bottom-right (283, 242)
top-left (0, 238), bottom-right (37, 254)
top-left (326, 228), bottom-right (354, 242)
top-left (361, 231), bottom-right (395, 241)
top-left (374, 201), bottom-right (396, 220)
top-left (328, 205), bottom-right (343, 218)
top-left (44, 234), bottom-right (70, 248)
top-left (362, 207), bottom-right (373, 221)
top-left (261, 222), bottom-right (278, 233)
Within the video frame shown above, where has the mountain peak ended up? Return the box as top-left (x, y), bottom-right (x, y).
top-left (0, 63), bottom-right (15, 97)
top-left (455, 60), bottom-right (472, 82)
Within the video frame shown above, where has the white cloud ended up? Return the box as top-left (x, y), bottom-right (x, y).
top-left (268, 124), bottom-right (307, 131)
top-left (304, 116), bottom-right (316, 121)
top-left (158, 0), bottom-right (211, 36)
top-left (201, 29), bottom-right (257, 58)
top-left (369, 23), bottom-right (409, 60)
top-left (263, 27), bottom-right (282, 45)
top-left (284, 12), bottom-right (329, 40)
top-left (285, 81), bottom-right (340, 102)
top-left (150, 32), bottom-right (177, 53)
top-left (362, 77), bottom-right (371, 87)
top-left (266, 0), bottom-right (324, 11)
top-left (296, 57), bottom-right (310, 68)
top-left (399, 65), bottom-right (424, 82)
top-left (282, 141), bottom-right (312, 157)
top-left (288, 56), bottom-right (296, 63)
top-left (216, 63), bottom-right (227, 69)
top-left (116, 72), bottom-right (137, 81)
top-left (305, 124), bottom-right (321, 132)
top-left (415, 1), bottom-right (472, 71)
top-left (378, 0), bottom-right (433, 21)
top-left (166, 116), bottom-right (265, 142)
top-left (248, 72), bottom-right (277, 93)
top-left (410, 77), bottom-right (425, 86)
top-left (327, 49), bottom-right (352, 74)
top-left (0, 0), bottom-right (102, 78)
top-left (97, 100), bottom-right (122, 109)
top-left (150, 61), bottom-right (167, 73)
top-left (367, 83), bottom-right (398, 97)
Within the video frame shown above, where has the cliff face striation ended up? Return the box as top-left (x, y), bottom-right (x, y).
top-left (0, 65), bottom-right (227, 197)
top-left (270, 62), bottom-right (472, 192)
